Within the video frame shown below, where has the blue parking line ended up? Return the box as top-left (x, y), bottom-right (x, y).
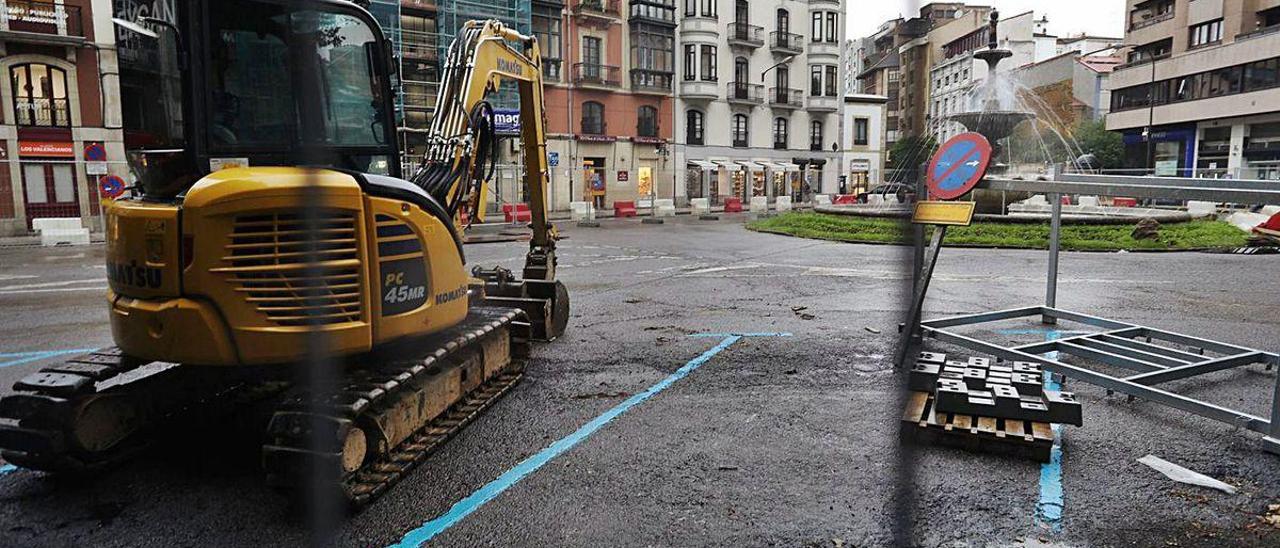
top-left (0, 464), bottom-right (16, 476)
top-left (994, 328), bottom-right (1067, 532)
top-left (688, 332), bottom-right (792, 338)
top-left (0, 349), bottom-right (94, 369)
top-left (389, 334), bottom-right (747, 547)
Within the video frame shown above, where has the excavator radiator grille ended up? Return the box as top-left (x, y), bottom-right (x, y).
top-left (217, 211), bottom-right (364, 327)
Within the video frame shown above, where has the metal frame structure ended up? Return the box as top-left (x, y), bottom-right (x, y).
top-left (917, 172), bottom-right (1280, 454)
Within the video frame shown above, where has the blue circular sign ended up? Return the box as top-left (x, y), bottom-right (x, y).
top-left (100, 175), bottom-right (125, 199)
top-left (85, 143), bottom-right (107, 162)
top-left (927, 132), bottom-right (992, 200)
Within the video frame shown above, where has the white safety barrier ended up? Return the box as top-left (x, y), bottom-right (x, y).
top-left (1077, 196), bottom-right (1099, 207)
top-left (867, 194), bottom-right (883, 206)
top-left (749, 196), bottom-right (768, 213)
top-left (691, 198), bottom-right (711, 215)
top-left (1022, 195), bottom-right (1049, 206)
top-left (570, 201), bottom-right (592, 221)
top-left (814, 194), bottom-right (832, 205)
top-left (33, 218), bottom-right (90, 247)
top-left (775, 196), bottom-right (792, 212)
top-left (1186, 201), bottom-right (1217, 217)
top-left (654, 198), bottom-right (676, 217)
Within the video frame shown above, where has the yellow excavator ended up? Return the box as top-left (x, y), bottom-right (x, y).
top-left (0, 0), bottom-right (565, 506)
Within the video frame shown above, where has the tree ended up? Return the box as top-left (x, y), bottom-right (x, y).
top-left (1073, 118), bottom-right (1124, 170)
top-left (886, 135), bottom-right (939, 170)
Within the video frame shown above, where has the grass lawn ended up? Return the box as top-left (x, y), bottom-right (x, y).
top-left (746, 212), bottom-right (1248, 251)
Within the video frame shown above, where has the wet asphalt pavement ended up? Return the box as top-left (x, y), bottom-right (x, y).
top-left (0, 213), bottom-right (1278, 547)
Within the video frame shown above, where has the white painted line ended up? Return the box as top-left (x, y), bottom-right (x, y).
top-left (0, 286), bottom-right (107, 295)
top-left (0, 279), bottom-right (104, 291)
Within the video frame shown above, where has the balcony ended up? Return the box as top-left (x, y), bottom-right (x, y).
top-left (808, 95), bottom-right (838, 112)
top-left (769, 31), bottom-right (804, 55)
top-left (572, 0), bottom-right (621, 26)
top-left (1, 0), bottom-right (84, 44)
top-left (679, 14), bottom-right (719, 36)
top-left (13, 97), bottom-right (70, 127)
top-left (769, 87), bottom-right (803, 109)
top-left (543, 59), bottom-right (564, 82)
top-left (573, 63), bottom-right (622, 88)
top-left (727, 22), bottom-right (764, 48)
top-left (631, 69), bottom-right (673, 94)
top-left (726, 81), bottom-right (764, 104)
top-left (680, 79), bottom-right (718, 100)
top-left (1129, 10), bottom-right (1174, 31)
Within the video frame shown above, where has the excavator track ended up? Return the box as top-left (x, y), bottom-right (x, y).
top-left (262, 306), bottom-right (531, 507)
top-left (0, 349), bottom-right (274, 473)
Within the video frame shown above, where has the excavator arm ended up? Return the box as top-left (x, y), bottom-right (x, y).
top-left (411, 20), bottom-right (567, 339)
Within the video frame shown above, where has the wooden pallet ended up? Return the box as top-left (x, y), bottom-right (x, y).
top-left (900, 391), bottom-right (1055, 462)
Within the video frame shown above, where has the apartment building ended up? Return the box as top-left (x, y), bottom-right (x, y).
top-left (898, 5), bottom-right (993, 141)
top-left (1016, 48), bottom-right (1122, 130)
top-left (1, 0), bottom-right (125, 236)
top-left (856, 20), bottom-right (905, 148)
top-left (673, 0), bottom-right (845, 202)
top-left (1108, 0), bottom-right (1280, 179)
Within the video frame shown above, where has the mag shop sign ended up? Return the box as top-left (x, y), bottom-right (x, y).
top-left (494, 109), bottom-right (521, 136)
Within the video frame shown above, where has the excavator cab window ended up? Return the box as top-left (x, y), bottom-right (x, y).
top-left (118, 0), bottom-right (399, 199)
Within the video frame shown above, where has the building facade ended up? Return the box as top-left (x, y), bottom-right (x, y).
top-left (1, 0), bottom-right (126, 236)
top-left (841, 94), bottom-right (886, 195)
top-left (1108, 0), bottom-right (1280, 179)
top-left (856, 20), bottom-right (903, 149)
top-left (673, 0), bottom-right (845, 202)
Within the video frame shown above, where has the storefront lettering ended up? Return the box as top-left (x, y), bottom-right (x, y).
top-left (18, 141), bottom-right (75, 158)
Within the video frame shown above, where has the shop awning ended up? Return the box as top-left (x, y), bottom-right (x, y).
top-left (737, 160), bottom-right (765, 171)
top-left (687, 160), bottom-right (718, 170)
top-left (774, 161), bottom-right (801, 172)
top-left (712, 160), bottom-right (737, 169)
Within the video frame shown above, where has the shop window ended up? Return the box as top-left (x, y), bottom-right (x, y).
top-left (637, 105), bottom-right (658, 137)
top-left (732, 114), bottom-right (748, 148)
top-left (10, 63), bottom-right (70, 127)
top-left (582, 101), bottom-right (605, 134)
top-left (686, 109), bottom-right (704, 145)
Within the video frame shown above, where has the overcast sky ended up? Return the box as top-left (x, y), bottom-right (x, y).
top-left (847, 0), bottom-right (1127, 40)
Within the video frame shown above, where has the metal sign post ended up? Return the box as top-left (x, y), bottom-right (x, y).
top-left (894, 133), bottom-right (990, 368)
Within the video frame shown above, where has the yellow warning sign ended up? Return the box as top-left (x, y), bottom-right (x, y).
top-left (912, 201), bottom-right (976, 226)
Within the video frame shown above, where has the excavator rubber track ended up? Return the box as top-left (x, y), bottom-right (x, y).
top-left (262, 306), bottom-right (531, 507)
top-left (0, 349), bottom-right (275, 473)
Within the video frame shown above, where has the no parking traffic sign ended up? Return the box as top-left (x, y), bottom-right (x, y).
top-left (926, 132), bottom-right (991, 200)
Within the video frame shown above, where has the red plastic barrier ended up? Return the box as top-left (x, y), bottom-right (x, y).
top-left (1257, 211), bottom-right (1280, 232)
top-left (613, 200), bottom-right (637, 218)
top-left (1061, 195), bottom-right (1072, 205)
top-left (723, 197), bottom-right (743, 212)
top-left (833, 194), bottom-right (859, 205)
top-left (1112, 197), bottom-right (1137, 207)
top-left (502, 203), bottom-right (532, 223)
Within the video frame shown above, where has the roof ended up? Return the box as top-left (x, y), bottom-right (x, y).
top-left (857, 51), bottom-right (900, 79)
top-left (845, 94), bottom-right (889, 104)
top-left (1078, 55), bottom-right (1123, 74)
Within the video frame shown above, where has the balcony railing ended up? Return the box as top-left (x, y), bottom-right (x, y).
top-left (773, 139), bottom-right (787, 150)
top-left (3, 0), bottom-right (83, 37)
top-left (14, 97), bottom-right (71, 127)
top-left (543, 59), bottom-right (563, 82)
top-left (726, 81), bottom-right (763, 104)
top-left (727, 22), bottom-right (764, 47)
top-left (631, 69), bottom-right (673, 92)
top-left (573, 0), bottom-right (621, 18)
top-left (770, 31), bottom-right (804, 54)
top-left (768, 87), bottom-right (803, 108)
top-left (573, 63), bottom-right (622, 87)
top-left (1129, 10), bottom-right (1174, 30)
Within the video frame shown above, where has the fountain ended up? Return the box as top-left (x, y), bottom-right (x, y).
top-left (945, 10), bottom-right (1036, 164)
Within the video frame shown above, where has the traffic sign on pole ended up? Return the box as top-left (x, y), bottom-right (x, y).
top-left (100, 175), bottom-right (126, 199)
top-left (926, 132), bottom-right (992, 200)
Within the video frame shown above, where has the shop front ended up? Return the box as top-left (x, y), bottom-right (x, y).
top-left (1122, 125), bottom-right (1195, 176)
top-left (848, 159), bottom-right (872, 195)
top-left (16, 140), bottom-right (79, 229)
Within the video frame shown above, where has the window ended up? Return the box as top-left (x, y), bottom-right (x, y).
top-left (1189, 19), bottom-right (1223, 48)
top-left (1245, 58), bottom-right (1280, 92)
top-left (1112, 53), bottom-right (1280, 111)
top-left (684, 45), bottom-right (697, 80)
top-left (734, 57), bottom-right (749, 84)
top-left (812, 12), bottom-right (822, 41)
top-left (810, 65), bottom-right (823, 96)
top-left (631, 0), bottom-right (676, 23)
top-left (532, 6), bottom-right (562, 80)
top-left (632, 24), bottom-right (674, 74)
top-left (582, 101), bottom-right (605, 134)
top-left (735, 0), bottom-right (748, 23)
top-left (637, 105), bottom-right (659, 137)
top-left (854, 118), bottom-right (869, 146)
top-left (687, 110), bottom-right (704, 144)
top-left (732, 114), bottom-right (748, 147)
top-left (810, 120), bottom-right (824, 151)
top-left (700, 44), bottom-right (717, 81)
top-left (773, 117), bottom-right (788, 149)
top-left (777, 9), bottom-right (789, 33)
top-left (825, 66), bottom-right (838, 96)
top-left (825, 12), bottom-right (838, 43)
top-left (700, 0), bottom-right (716, 17)
top-left (684, 0), bottom-right (696, 16)
top-left (10, 63), bottom-right (70, 127)
top-left (583, 36), bottom-right (602, 72)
